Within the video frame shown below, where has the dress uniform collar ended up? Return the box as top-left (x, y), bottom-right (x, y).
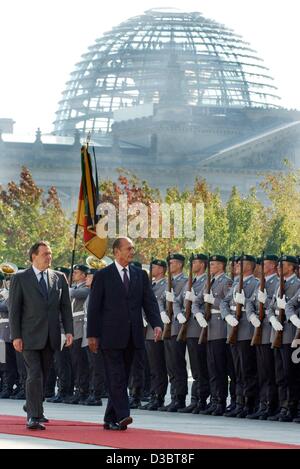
top-left (195, 273), bottom-right (206, 281)
top-left (213, 272), bottom-right (225, 281)
top-left (155, 278), bottom-right (166, 286)
top-left (285, 273), bottom-right (297, 283)
top-left (243, 274), bottom-right (254, 282)
top-left (265, 273), bottom-right (278, 282)
top-left (173, 272), bottom-right (184, 281)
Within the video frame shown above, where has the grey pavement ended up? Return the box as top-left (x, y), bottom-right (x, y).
top-left (0, 398), bottom-right (300, 449)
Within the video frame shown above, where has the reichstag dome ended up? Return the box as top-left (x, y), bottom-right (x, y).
top-left (54, 8), bottom-right (280, 136)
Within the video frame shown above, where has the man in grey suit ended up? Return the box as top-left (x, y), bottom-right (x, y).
top-left (9, 241), bottom-right (74, 430)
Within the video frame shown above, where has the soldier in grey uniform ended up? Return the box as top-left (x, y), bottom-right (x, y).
top-left (0, 288), bottom-right (18, 398)
top-left (193, 255), bottom-right (232, 416)
top-left (174, 254), bottom-right (210, 414)
top-left (82, 268), bottom-right (105, 406)
top-left (267, 255), bottom-right (300, 422)
top-left (142, 259), bottom-right (168, 411)
top-left (246, 254), bottom-right (279, 420)
top-left (220, 254), bottom-right (259, 418)
top-left (64, 264), bottom-right (90, 404)
top-left (158, 254), bottom-right (188, 412)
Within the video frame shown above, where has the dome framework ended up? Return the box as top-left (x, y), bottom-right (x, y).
top-left (54, 9), bottom-right (280, 136)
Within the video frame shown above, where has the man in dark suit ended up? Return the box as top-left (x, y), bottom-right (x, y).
top-left (9, 241), bottom-right (74, 430)
top-left (87, 237), bottom-right (163, 430)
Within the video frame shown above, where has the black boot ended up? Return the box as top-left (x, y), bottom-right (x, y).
top-left (158, 400), bottom-right (175, 411)
top-left (224, 397), bottom-right (244, 417)
top-left (177, 400), bottom-right (198, 413)
top-left (167, 396), bottom-right (186, 412)
top-left (293, 404), bottom-right (300, 423)
top-left (246, 402), bottom-right (267, 420)
top-left (211, 401), bottom-right (226, 416)
top-left (192, 400), bottom-right (207, 414)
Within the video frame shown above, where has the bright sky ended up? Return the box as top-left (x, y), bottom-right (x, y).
top-left (1, 0), bottom-right (299, 134)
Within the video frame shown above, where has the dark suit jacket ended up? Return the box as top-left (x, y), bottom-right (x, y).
top-left (8, 267), bottom-right (73, 351)
top-left (87, 263), bottom-right (163, 349)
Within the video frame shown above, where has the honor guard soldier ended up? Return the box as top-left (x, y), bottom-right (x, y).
top-left (141, 259), bottom-right (168, 411)
top-left (246, 254), bottom-right (279, 420)
top-left (267, 255), bottom-right (300, 422)
top-left (64, 264), bottom-right (90, 404)
top-left (158, 254), bottom-right (188, 412)
top-left (193, 255), bottom-right (232, 416)
top-left (221, 254), bottom-right (259, 418)
top-left (174, 253), bottom-right (210, 414)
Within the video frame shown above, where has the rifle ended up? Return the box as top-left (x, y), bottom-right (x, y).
top-left (198, 254), bottom-right (212, 345)
top-left (251, 252), bottom-right (265, 346)
top-left (271, 254), bottom-right (285, 349)
top-left (149, 257), bottom-right (154, 284)
top-left (231, 253), bottom-right (235, 282)
top-left (177, 255), bottom-right (193, 343)
top-left (227, 253), bottom-right (244, 345)
top-left (162, 252), bottom-right (173, 340)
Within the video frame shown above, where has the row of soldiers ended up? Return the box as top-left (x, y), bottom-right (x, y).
top-left (1, 253), bottom-right (300, 424)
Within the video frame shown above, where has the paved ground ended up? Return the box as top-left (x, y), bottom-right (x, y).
top-left (0, 398), bottom-right (300, 449)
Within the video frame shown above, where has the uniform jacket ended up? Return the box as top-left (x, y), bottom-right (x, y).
top-left (70, 281), bottom-right (90, 340)
top-left (0, 297), bottom-right (10, 342)
top-left (146, 277), bottom-right (167, 341)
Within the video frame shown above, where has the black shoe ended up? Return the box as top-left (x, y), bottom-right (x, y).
top-left (84, 395), bottom-right (103, 406)
top-left (39, 415), bottom-right (49, 423)
top-left (211, 404), bottom-right (226, 416)
top-left (10, 390), bottom-right (26, 400)
top-left (177, 403), bottom-right (197, 413)
top-left (224, 404), bottom-right (244, 417)
top-left (78, 395), bottom-right (89, 405)
top-left (119, 416), bottom-right (133, 429)
top-left (0, 390), bottom-right (12, 399)
top-left (246, 404), bottom-right (267, 420)
top-left (63, 394), bottom-right (80, 404)
top-left (158, 401), bottom-right (174, 412)
top-left (278, 408), bottom-right (294, 422)
top-left (192, 401), bottom-right (207, 414)
top-left (167, 400), bottom-right (186, 412)
top-left (46, 394), bottom-right (66, 403)
top-left (267, 410), bottom-right (282, 421)
top-left (103, 422), bottom-right (127, 431)
top-left (129, 398), bottom-right (141, 409)
top-left (200, 403), bottom-right (218, 415)
top-left (26, 418), bottom-right (46, 430)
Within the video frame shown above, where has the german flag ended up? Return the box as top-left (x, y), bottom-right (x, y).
top-left (76, 145), bottom-right (107, 259)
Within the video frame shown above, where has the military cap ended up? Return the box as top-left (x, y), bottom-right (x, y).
top-left (131, 261), bottom-right (142, 269)
top-left (280, 255), bottom-right (299, 265)
top-left (167, 253), bottom-right (185, 263)
top-left (229, 255), bottom-right (239, 263)
top-left (238, 254), bottom-right (256, 263)
top-left (73, 264), bottom-right (89, 273)
top-left (86, 268), bottom-right (97, 275)
top-left (261, 254), bottom-right (279, 263)
top-left (190, 253), bottom-right (208, 262)
top-left (0, 272), bottom-right (5, 281)
top-left (210, 255), bottom-right (228, 264)
top-left (56, 266), bottom-right (71, 276)
top-left (151, 259), bottom-right (167, 268)
top-left (256, 257), bottom-right (262, 265)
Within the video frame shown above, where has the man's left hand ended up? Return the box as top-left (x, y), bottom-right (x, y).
top-left (88, 337), bottom-right (99, 353)
top-left (65, 334), bottom-right (73, 347)
top-left (154, 327), bottom-right (162, 342)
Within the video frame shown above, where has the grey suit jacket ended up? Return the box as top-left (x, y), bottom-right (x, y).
top-left (70, 282), bottom-right (90, 340)
top-left (267, 274), bottom-right (300, 345)
top-left (0, 298), bottom-right (10, 342)
top-left (246, 274), bottom-right (279, 345)
top-left (220, 275), bottom-right (260, 341)
top-left (9, 267), bottom-right (73, 351)
top-left (146, 278), bottom-right (167, 340)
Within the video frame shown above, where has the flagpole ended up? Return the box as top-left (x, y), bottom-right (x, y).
top-left (69, 133), bottom-right (91, 286)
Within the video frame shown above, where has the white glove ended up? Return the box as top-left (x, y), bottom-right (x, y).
top-left (290, 314), bottom-right (300, 329)
top-left (225, 315), bottom-right (239, 327)
top-left (0, 289), bottom-right (9, 300)
top-left (195, 313), bottom-right (208, 328)
top-left (142, 317), bottom-right (148, 328)
top-left (166, 290), bottom-right (175, 303)
top-left (234, 290), bottom-right (245, 306)
top-left (204, 293), bottom-right (215, 305)
top-left (270, 316), bottom-right (283, 332)
top-left (161, 311), bottom-right (170, 325)
top-left (177, 313), bottom-right (187, 324)
top-left (257, 289), bottom-right (267, 305)
top-left (250, 314), bottom-right (261, 328)
top-left (276, 295), bottom-right (286, 310)
top-left (185, 290), bottom-right (197, 302)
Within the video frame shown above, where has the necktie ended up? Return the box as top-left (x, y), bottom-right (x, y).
top-left (123, 268), bottom-right (130, 293)
top-left (39, 271), bottom-right (48, 299)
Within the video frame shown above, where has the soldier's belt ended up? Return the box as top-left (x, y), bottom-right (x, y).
top-left (230, 306), bottom-right (245, 312)
top-left (0, 319), bottom-right (9, 324)
top-left (72, 311), bottom-right (85, 318)
top-left (211, 309), bottom-right (221, 315)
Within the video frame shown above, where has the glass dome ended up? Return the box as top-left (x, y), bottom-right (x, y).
top-left (54, 9), bottom-right (280, 136)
